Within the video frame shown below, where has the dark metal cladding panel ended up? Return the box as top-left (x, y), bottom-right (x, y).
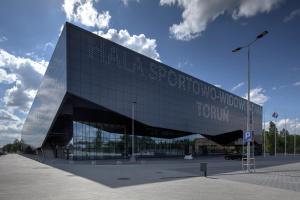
top-left (66, 23), bottom-right (262, 139)
top-left (21, 27), bottom-right (67, 148)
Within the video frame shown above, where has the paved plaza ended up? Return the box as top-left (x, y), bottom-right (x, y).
top-left (1, 154), bottom-right (300, 200)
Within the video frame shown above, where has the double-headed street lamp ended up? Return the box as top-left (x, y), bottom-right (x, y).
top-left (232, 30), bottom-right (269, 172)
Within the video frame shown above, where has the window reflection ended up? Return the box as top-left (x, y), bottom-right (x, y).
top-left (69, 121), bottom-right (201, 160)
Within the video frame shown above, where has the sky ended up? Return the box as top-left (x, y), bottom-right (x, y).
top-left (0, 0), bottom-right (300, 146)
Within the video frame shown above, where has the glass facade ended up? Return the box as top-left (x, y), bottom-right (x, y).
top-left (22, 23), bottom-right (262, 153)
top-left (67, 23), bottom-right (263, 142)
top-left (22, 25), bottom-right (67, 148)
top-left (69, 121), bottom-right (201, 160)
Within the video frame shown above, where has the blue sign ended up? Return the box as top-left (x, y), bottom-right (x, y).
top-left (244, 131), bottom-right (253, 142)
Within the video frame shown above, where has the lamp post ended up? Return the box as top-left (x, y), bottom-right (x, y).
top-left (130, 101), bottom-right (137, 162)
top-left (275, 118), bottom-right (277, 157)
top-left (295, 118), bottom-right (298, 156)
top-left (284, 117), bottom-right (287, 156)
top-left (272, 112), bottom-right (278, 156)
top-left (232, 30), bottom-right (268, 172)
top-left (263, 109), bottom-right (266, 157)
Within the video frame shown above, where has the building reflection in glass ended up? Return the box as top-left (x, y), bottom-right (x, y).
top-left (69, 121), bottom-right (202, 160)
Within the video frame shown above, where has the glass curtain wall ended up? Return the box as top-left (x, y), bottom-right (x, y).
top-left (70, 121), bottom-right (201, 160)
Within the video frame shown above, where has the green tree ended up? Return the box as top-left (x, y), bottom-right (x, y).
top-left (2, 139), bottom-right (25, 153)
top-left (95, 129), bottom-right (102, 149)
top-left (278, 128), bottom-right (289, 154)
top-left (266, 121), bottom-right (277, 155)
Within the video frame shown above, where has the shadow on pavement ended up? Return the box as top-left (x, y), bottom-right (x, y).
top-left (23, 154), bottom-right (300, 188)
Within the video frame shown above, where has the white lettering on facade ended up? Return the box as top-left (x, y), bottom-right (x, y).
top-left (88, 43), bottom-right (262, 119)
top-left (197, 101), bottom-right (230, 122)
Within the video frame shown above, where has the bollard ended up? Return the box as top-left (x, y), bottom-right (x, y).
top-left (200, 162), bottom-right (207, 177)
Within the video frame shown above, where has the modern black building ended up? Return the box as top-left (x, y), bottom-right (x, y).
top-left (22, 23), bottom-right (262, 160)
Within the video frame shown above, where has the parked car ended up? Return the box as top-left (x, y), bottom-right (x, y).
top-left (224, 153), bottom-right (246, 160)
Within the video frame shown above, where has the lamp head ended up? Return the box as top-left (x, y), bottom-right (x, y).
top-left (232, 47), bottom-right (242, 52)
top-left (256, 31), bottom-right (269, 39)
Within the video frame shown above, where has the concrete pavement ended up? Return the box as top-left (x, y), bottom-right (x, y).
top-left (0, 154), bottom-right (300, 200)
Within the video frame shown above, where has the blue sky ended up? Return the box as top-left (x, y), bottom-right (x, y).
top-left (0, 0), bottom-right (300, 146)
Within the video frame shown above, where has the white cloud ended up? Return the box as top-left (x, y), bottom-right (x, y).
top-left (0, 49), bottom-right (47, 75)
top-left (0, 108), bottom-right (23, 147)
top-left (293, 81), bottom-right (300, 86)
top-left (121, 0), bottom-right (140, 6)
top-left (231, 82), bottom-right (244, 92)
top-left (283, 9), bottom-right (300, 23)
top-left (94, 29), bottom-right (161, 61)
top-left (214, 84), bottom-right (222, 88)
top-left (0, 49), bottom-right (48, 112)
top-left (0, 68), bottom-right (17, 84)
top-left (243, 87), bottom-right (269, 105)
top-left (0, 49), bottom-right (48, 146)
top-left (44, 42), bottom-right (55, 51)
top-left (3, 80), bottom-right (37, 112)
top-left (0, 109), bottom-right (20, 122)
top-left (62, 0), bottom-right (111, 29)
top-left (160, 0), bottom-right (282, 41)
top-left (62, 0), bottom-right (161, 61)
top-left (271, 85), bottom-right (288, 91)
top-left (232, 0), bottom-right (281, 19)
top-left (0, 36), bottom-right (8, 42)
top-left (177, 60), bottom-right (193, 69)
top-left (264, 118), bottom-right (300, 134)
